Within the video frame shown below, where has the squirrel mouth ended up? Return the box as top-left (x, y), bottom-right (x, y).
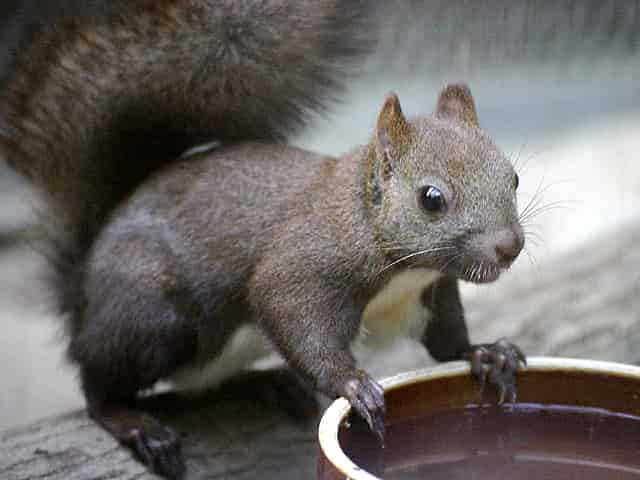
top-left (457, 262), bottom-right (504, 284)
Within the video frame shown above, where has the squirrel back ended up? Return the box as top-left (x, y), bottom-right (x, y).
top-left (0, 0), bottom-right (378, 313)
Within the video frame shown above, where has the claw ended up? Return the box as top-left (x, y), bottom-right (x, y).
top-left (342, 372), bottom-right (386, 445)
top-left (372, 415), bottom-right (386, 445)
top-left (130, 430), bottom-right (155, 467)
top-left (478, 364), bottom-right (491, 391)
top-left (355, 398), bottom-right (374, 430)
top-left (508, 385), bottom-right (517, 403)
top-left (494, 353), bottom-right (506, 372)
top-left (470, 348), bottom-right (487, 376)
top-left (124, 425), bottom-right (185, 479)
top-left (505, 355), bottom-right (519, 373)
top-left (511, 342), bottom-right (527, 365)
top-left (498, 382), bottom-right (506, 404)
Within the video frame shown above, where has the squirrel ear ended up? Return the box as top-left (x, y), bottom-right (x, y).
top-left (376, 92), bottom-right (410, 161)
top-left (435, 83), bottom-right (479, 127)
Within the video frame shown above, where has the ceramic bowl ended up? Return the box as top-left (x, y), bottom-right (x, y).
top-left (318, 358), bottom-right (640, 479)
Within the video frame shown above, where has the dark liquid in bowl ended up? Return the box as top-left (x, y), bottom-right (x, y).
top-left (339, 404), bottom-right (640, 479)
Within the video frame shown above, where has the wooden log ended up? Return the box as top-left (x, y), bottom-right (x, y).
top-left (2, 221), bottom-right (639, 479)
top-left (1, 374), bottom-right (320, 480)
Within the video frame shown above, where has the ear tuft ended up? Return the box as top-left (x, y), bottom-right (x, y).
top-left (376, 92), bottom-right (410, 157)
top-left (378, 92), bottom-right (403, 123)
top-left (435, 83), bottom-right (479, 127)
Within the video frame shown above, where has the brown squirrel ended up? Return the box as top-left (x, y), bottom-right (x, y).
top-left (0, 1), bottom-right (526, 479)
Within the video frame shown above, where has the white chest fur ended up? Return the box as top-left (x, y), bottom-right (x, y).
top-left (355, 268), bottom-right (442, 350)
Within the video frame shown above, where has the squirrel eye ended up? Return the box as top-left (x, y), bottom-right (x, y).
top-left (419, 186), bottom-right (446, 213)
top-left (514, 173), bottom-right (520, 190)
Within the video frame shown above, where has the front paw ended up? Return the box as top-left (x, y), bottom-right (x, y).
top-left (341, 371), bottom-right (386, 442)
top-left (466, 337), bottom-right (526, 403)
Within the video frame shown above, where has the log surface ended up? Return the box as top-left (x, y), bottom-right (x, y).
top-left (2, 222), bottom-right (639, 480)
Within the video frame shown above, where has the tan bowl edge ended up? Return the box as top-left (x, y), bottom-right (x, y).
top-left (318, 357), bottom-right (640, 480)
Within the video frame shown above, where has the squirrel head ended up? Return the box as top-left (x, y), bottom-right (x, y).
top-left (367, 83), bottom-right (524, 284)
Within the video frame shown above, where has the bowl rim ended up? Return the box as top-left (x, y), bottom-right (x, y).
top-left (318, 357), bottom-right (640, 480)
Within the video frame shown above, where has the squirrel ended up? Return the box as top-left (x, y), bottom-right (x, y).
top-left (0, 1), bottom-right (527, 479)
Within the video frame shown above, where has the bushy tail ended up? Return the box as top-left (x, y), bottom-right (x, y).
top-left (0, 0), bottom-right (379, 316)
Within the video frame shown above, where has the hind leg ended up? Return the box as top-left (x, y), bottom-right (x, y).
top-left (69, 235), bottom-right (201, 479)
top-left (76, 314), bottom-right (194, 480)
top-left (73, 293), bottom-right (197, 479)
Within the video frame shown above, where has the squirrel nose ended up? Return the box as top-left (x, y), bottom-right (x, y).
top-left (494, 229), bottom-right (524, 266)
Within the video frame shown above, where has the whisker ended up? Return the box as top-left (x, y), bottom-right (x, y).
top-left (518, 175), bottom-right (548, 221)
top-left (510, 139), bottom-right (530, 175)
top-left (520, 201), bottom-right (572, 224)
top-left (522, 226), bottom-right (544, 238)
top-left (523, 245), bottom-right (540, 272)
top-left (513, 144), bottom-right (551, 179)
top-left (379, 238), bottom-right (438, 250)
top-left (518, 175), bottom-right (577, 224)
top-left (437, 250), bottom-right (464, 274)
top-left (377, 245), bottom-right (456, 275)
top-left (523, 232), bottom-right (544, 248)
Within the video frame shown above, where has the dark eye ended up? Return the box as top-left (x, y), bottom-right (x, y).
top-left (514, 173), bottom-right (520, 190)
top-left (419, 186), bottom-right (446, 213)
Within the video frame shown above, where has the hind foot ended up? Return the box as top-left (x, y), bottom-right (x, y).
top-left (88, 399), bottom-right (186, 479)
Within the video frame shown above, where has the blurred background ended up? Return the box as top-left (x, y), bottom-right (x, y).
top-left (1, 1), bottom-right (639, 431)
